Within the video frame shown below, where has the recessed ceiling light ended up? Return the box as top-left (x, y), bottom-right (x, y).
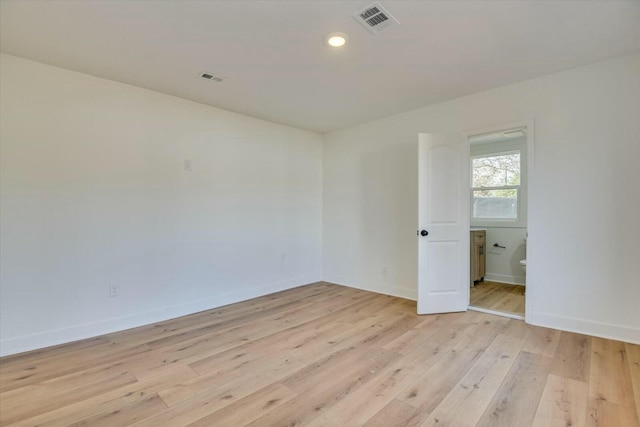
top-left (326, 32), bottom-right (348, 47)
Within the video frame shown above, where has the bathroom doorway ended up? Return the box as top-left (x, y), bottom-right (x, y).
top-left (466, 123), bottom-right (532, 320)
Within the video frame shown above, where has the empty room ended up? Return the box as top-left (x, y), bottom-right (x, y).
top-left (1, 1), bottom-right (639, 426)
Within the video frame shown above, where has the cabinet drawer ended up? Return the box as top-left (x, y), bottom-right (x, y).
top-left (472, 230), bottom-right (486, 243)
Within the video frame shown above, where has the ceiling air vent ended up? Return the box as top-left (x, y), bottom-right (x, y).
top-left (353, 2), bottom-right (399, 35)
top-left (199, 71), bottom-right (224, 82)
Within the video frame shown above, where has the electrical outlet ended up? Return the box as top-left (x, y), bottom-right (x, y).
top-left (109, 284), bottom-right (119, 297)
top-left (184, 159), bottom-right (192, 171)
top-left (381, 266), bottom-right (388, 276)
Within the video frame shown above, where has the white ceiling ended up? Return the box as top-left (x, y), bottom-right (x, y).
top-left (1, 1), bottom-right (639, 133)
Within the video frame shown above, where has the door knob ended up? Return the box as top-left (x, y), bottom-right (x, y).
top-left (420, 230), bottom-right (429, 237)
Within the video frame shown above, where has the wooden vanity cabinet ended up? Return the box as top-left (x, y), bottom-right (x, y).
top-left (470, 230), bottom-right (486, 286)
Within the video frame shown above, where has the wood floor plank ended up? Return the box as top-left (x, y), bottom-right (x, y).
top-left (311, 340), bottom-right (451, 427)
top-left (135, 301), bottom-right (318, 360)
top-left (589, 337), bottom-right (636, 407)
top-left (187, 383), bottom-right (297, 427)
top-left (241, 306), bottom-right (420, 427)
top-left (470, 281), bottom-right (525, 316)
top-left (8, 365), bottom-right (196, 427)
top-left (0, 284), bottom-right (343, 391)
top-left (0, 343), bottom-right (152, 393)
top-left (522, 325), bottom-right (562, 358)
top-left (413, 311), bottom-right (469, 329)
top-left (532, 374), bottom-right (589, 427)
top-left (156, 297), bottom-right (410, 408)
top-left (129, 291), bottom-right (384, 380)
top-left (500, 318), bottom-right (533, 340)
top-left (476, 351), bottom-right (552, 427)
top-left (0, 336), bottom-right (111, 372)
top-left (243, 348), bottom-right (401, 427)
top-left (0, 361), bottom-right (138, 425)
top-left (66, 393), bottom-right (167, 427)
top-left (189, 292), bottom-right (399, 372)
top-left (290, 302), bottom-right (421, 364)
top-left (399, 316), bottom-right (506, 413)
top-left (550, 331), bottom-right (592, 382)
top-left (587, 337), bottom-right (639, 426)
top-left (470, 283), bottom-right (504, 305)
top-left (626, 343), bottom-right (640, 426)
top-left (382, 329), bottom-right (440, 355)
top-left (158, 346), bottom-right (304, 407)
top-left (112, 283), bottom-right (340, 348)
top-left (493, 286), bottom-right (526, 314)
top-left (513, 299), bottom-right (526, 314)
top-left (131, 359), bottom-right (304, 426)
top-left (587, 397), bottom-right (639, 427)
top-left (1, 282), bottom-right (636, 426)
top-left (419, 333), bottom-right (526, 426)
top-left (362, 399), bottom-right (425, 427)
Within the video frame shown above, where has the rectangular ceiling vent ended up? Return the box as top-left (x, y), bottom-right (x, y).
top-left (353, 2), bottom-right (399, 35)
top-left (199, 71), bottom-right (224, 82)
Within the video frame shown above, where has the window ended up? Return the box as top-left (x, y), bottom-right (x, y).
top-left (471, 151), bottom-right (520, 221)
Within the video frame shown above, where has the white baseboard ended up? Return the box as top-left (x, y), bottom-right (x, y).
top-left (529, 311), bottom-right (640, 345)
top-left (484, 273), bottom-right (525, 286)
top-left (324, 278), bottom-right (418, 301)
top-left (0, 275), bottom-right (320, 357)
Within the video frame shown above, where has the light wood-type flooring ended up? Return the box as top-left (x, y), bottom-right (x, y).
top-left (470, 280), bottom-right (526, 316)
top-left (1, 282), bottom-right (638, 426)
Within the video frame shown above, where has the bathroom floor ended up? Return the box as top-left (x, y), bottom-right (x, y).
top-left (470, 281), bottom-right (525, 316)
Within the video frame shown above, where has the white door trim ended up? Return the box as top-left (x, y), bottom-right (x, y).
top-left (463, 120), bottom-right (535, 324)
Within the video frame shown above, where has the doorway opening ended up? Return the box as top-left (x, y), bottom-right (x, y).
top-left (466, 124), bottom-right (531, 320)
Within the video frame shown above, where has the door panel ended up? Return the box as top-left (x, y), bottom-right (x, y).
top-left (429, 146), bottom-right (459, 223)
top-left (418, 133), bottom-right (470, 314)
top-left (427, 241), bottom-right (460, 292)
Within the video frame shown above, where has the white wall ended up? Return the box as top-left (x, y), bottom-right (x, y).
top-left (483, 228), bottom-right (527, 285)
top-left (0, 54), bottom-right (323, 356)
top-left (324, 53), bottom-right (640, 343)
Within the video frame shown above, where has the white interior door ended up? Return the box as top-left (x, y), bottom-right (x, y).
top-left (418, 133), bottom-right (470, 314)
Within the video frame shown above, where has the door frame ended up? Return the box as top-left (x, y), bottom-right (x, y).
top-left (462, 120), bottom-right (535, 324)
